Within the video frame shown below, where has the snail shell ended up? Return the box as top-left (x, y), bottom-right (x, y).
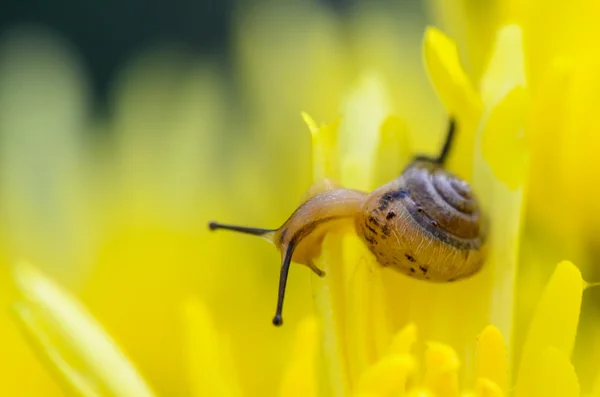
top-left (356, 160), bottom-right (487, 282)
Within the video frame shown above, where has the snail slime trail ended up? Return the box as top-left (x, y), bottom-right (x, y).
top-left (209, 118), bottom-right (488, 326)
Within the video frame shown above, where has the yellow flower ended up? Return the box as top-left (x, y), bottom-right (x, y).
top-left (4, 2), bottom-right (600, 397)
top-left (9, 13), bottom-right (600, 397)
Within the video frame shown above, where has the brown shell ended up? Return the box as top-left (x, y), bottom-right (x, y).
top-left (356, 161), bottom-right (487, 282)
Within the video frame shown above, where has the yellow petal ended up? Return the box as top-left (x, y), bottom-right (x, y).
top-left (475, 378), bottom-right (504, 397)
top-left (12, 263), bottom-right (156, 397)
top-left (305, 111), bottom-right (340, 182)
top-left (342, 232), bottom-right (379, 383)
top-left (12, 302), bottom-right (101, 397)
top-left (480, 85), bottom-right (529, 190)
top-left (338, 73), bottom-right (391, 190)
top-left (423, 26), bottom-right (480, 118)
top-left (522, 347), bottom-right (580, 397)
top-left (182, 299), bottom-right (242, 397)
top-left (311, 232), bottom-right (351, 397)
top-left (515, 261), bottom-right (583, 397)
top-left (279, 316), bottom-right (320, 397)
top-left (389, 323), bottom-right (418, 356)
top-left (373, 115), bottom-right (411, 188)
top-left (477, 326), bottom-right (507, 393)
top-left (524, 59), bottom-right (576, 234)
top-left (424, 342), bottom-right (460, 397)
top-left (479, 25), bottom-right (526, 109)
top-left (425, 0), bottom-right (509, 82)
top-left (422, 26), bottom-right (481, 179)
top-left (355, 354), bottom-right (414, 396)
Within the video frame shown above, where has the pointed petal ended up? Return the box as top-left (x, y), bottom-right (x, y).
top-left (470, 26), bottom-right (529, 359)
top-left (479, 25), bottom-right (526, 109)
top-left (305, 111), bottom-right (341, 181)
top-left (425, 0), bottom-right (509, 81)
top-left (479, 25), bottom-right (529, 189)
top-left (373, 115), bottom-right (411, 188)
top-left (424, 342), bottom-right (460, 397)
top-left (341, 232), bottom-right (379, 382)
top-left (475, 378), bottom-right (504, 397)
top-left (521, 347), bottom-right (580, 397)
top-left (476, 326), bottom-right (507, 393)
top-left (515, 261), bottom-right (583, 397)
top-left (423, 26), bottom-right (480, 118)
top-left (311, 232), bottom-right (351, 397)
top-left (422, 26), bottom-right (481, 179)
top-left (338, 73), bottom-right (391, 190)
top-left (355, 354), bottom-right (414, 396)
top-left (12, 302), bottom-right (101, 397)
top-left (13, 263), bottom-right (156, 397)
top-left (480, 86), bottom-right (529, 190)
top-left (389, 323), bottom-right (418, 356)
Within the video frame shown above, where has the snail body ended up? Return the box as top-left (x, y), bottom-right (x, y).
top-left (209, 119), bottom-right (487, 325)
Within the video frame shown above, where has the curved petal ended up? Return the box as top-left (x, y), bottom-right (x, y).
top-left (515, 261), bottom-right (583, 397)
top-left (13, 263), bottom-right (156, 397)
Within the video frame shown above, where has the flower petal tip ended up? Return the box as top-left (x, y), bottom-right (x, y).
top-left (302, 111), bottom-right (319, 136)
top-left (423, 26), bottom-right (454, 51)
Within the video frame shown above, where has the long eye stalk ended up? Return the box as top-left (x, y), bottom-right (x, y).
top-left (435, 117), bottom-right (456, 165)
top-left (272, 244), bottom-right (294, 326)
top-left (412, 117), bottom-right (456, 165)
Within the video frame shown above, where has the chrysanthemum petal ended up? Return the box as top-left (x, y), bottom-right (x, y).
top-left (522, 347), bottom-right (580, 397)
top-left (13, 263), bottom-right (156, 397)
top-left (470, 26), bottom-right (529, 351)
top-left (474, 378), bottom-right (504, 397)
top-left (422, 26), bottom-right (481, 179)
top-left (477, 326), bottom-right (507, 393)
top-left (478, 24), bottom-right (529, 189)
top-left (479, 25), bottom-right (526, 109)
top-left (524, 60), bottom-right (574, 232)
top-left (279, 316), bottom-right (320, 397)
top-left (423, 26), bottom-right (480, 118)
top-left (339, 73), bottom-right (391, 190)
top-left (425, 0), bottom-right (509, 82)
top-left (311, 232), bottom-right (351, 397)
top-left (373, 115), bottom-right (411, 188)
top-left (304, 111), bottom-right (341, 181)
top-left (182, 299), bottom-right (242, 397)
top-left (515, 261), bottom-right (583, 397)
top-left (480, 86), bottom-right (529, 190)
top-left (12, 302), bottom-right (101, 397)
top-left (342, 232), bottom-right (379, 382)
top-left (389, 323), bottom-right (418, 356)
top-left (355, 354), bottom-right (414, 396)
top-left (424, 342), bottom-right (460, 397)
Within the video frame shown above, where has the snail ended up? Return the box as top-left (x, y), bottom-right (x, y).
top-left (209, 118), bottom-right (487, 326)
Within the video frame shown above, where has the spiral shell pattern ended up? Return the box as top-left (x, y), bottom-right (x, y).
top-left (356, 161), bottom-right (487, 282)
